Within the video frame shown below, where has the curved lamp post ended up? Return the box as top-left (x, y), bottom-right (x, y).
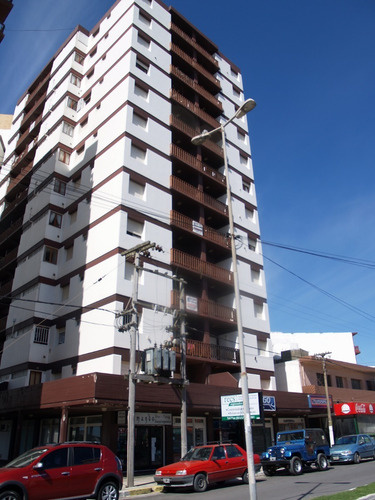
top-left (192, 98), bottom-right (257, 500)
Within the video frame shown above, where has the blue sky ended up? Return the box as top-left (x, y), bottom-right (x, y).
top-left (1, 1), bottom-right (374, 364)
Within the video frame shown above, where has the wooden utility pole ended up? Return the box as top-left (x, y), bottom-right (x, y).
top-left (315, 352), bottom-right (335, 446)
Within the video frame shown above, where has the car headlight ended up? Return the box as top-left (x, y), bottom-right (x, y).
top-left (176, 470), bottom-right (187, 476)
top-left (280, 447), bottom-right (285, 455)
top-left (341, 450), bottom-right (352, 455)
top-left (155, 470), bottom-right (162, 476)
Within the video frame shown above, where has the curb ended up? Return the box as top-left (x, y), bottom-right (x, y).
top-left (121, 485), bottom-right (164, 497)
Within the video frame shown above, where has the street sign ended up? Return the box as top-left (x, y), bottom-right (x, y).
top-left (221, 393), bottom-right (260, 420)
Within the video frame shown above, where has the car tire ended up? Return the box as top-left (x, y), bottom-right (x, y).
top-left (97, 481), bottom-right (119, 500)
top-left (0, 492), bottom-right (22, 500)
top-left (353, 452), bottom-right (361, 464)
top-left (242, 470), bottom-right (249, 484)
top-left (263, 466), bottom-right (276, 476)
top-left (290, 456), bottom-right (303, 475)
top-left (317, 453), bottom-right (329, 470)
top-left (193, 473), bottom-right (208, 492)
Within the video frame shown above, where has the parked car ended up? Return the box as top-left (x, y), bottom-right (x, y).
top-left (330, 434), bottom-right (375, 464)
top-left (261, 428), bottom-right (330, 476)
top-left (154, 443), bottom-right (261, 492)
top-left (0, 442), bottom-right (123, 500)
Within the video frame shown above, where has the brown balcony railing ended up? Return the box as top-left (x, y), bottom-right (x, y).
top-left (174, 338), bottom-right (240, 364)
top-left (0, 218), bottom-right (23, 246)
top-left (171, 248), bottom-right (233, 285)
top-left (171, 44), bottom-right (221, 90)
top-left (170, 90), bottom-right (219, 130)
top-left (170, 210), bottom-right (230, 249)
top-left (170, 24), bottom-right (219, 71)
top-left (170, 176), bottom-right (228, 216)
top-left (1, 190), bottom-right (27, 218)
top-left (170, 145), bottom-right (226, 185)
top-left (171, 290), bottom-right (236, 324)
top-left (7, 163), bottom-right (32, 195)
top-left (170, 116), bottom-right (223, 158)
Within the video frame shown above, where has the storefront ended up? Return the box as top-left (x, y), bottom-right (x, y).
top-left (334, 402), bottom-right (375, 438)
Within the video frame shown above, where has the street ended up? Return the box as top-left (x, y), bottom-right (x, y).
top-left (148, 460), bottom-right (375, 499)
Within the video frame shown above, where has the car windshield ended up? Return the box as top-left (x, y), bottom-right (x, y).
top-left (277, 431), bottom-right (304, 443)
top-left (336, 436), bottom-right (357, 445)
top-left (5, 448), bottom-right (48, 468)
top-left (182, 447), bottom-right (211, 461)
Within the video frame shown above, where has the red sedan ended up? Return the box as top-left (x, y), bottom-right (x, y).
top-left (154, 443), bottom-right (261, 492)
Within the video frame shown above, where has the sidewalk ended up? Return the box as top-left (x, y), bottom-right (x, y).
top-left (120, 474), bottom-right (162, 498)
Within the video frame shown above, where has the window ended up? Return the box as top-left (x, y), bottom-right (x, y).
top-left (139, 11), bottom-right (151, 26)
top-left (70, 74), bottom-right (81, 88)
top-left (129, 180), bottom-right (145, 198)
top-left (351, 378), bottom-right (362, 390)
top-left (132, 112), bottom-right (148, 129)
top-left (74, 52), bottom-right (84, 65)
top-left (226, 445), bottom-right (243, 458)
top-left (248, 238), bottom-right (257, 252)
top-left (69, 415), bottom-right (102, 442)
top-left (134, 82), bottom-right (149, 99)
top-left (58, 328), bottom-right (65, 345)
top-left (89, 47), bottom-right (97, 57)
top-left (58, 149), bottom-right (71, 165)
top-left (73, 446), bottom-right (100, 465)
top-left (70, 208), bottom-right (78, 223)
top-left (336, 376), bottom-right (344, 388)
top-left (127, 218), bottom-right (143, 238)
top-left (66, 244), bottom-right (74, 260)
top-left (83, 92), bottom-right (91, 105)
top-left (237, 129), bottom-right (246, 142)
top-left (49, 211), bottom-right (62, 228)
top-left (245, 207), bottom-right (254, 221)
top-left (87, 68), bottom-right (94, 79)
top-left (251, 268), bottom-right (261, 284)
top-left (366, 380), bottom-right (375, 391)
top-left (136, 56), bottom-right (149, 74)
top-left (67, 96), bottom-right (78, 111)
top-left (137, 32), bottom-right (150, 49)
top-left (62, 121), bottom-right (74, 137)
top-left (61, 283), bottom-right (70, 301)
top-left (42, 448), bottom-right (68, 469)
top-left (131, 143), bottom-right (147, 161)
top-left (34, 326), bottom-right (49, 345)
top-left (232, 85), bottom-right (241, 98)
top-left (240, 153), bottom-right (248, 167)
top-left (44, 246), bottom-right (58, 264)
top-left (317, 373), bottom-right (332, 386)
top-left (54, 178), bottom-right (66, 195)
top-left (242, 181), bottom-right (251, 193)
top-left (29, 370), bottom-right (42, 386)
top-left (254, 302), bottom-right (264, 319)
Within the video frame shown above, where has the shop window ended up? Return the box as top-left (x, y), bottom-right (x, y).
top-left (69, 415), bottom-right (102, 442)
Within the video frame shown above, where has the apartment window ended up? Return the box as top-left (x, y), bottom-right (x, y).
top-left (136, 56), bottom-right (149, 74)
top-left (242, 180), bottom-right (251, 193)
top-left (351, 378), bottom-right (362, 390)
top-left (70, 74), bottom-right (81, 88)
top-left (54, 178), bottom-right (66, 195)
top-left (131, 142), bottom-right (147, 161)
top-left (139, 11), bottom-right (151, 26)
top-left (230, 67), bottom-right (239, 79)
top-left (336, 376), bottom-right (344, 388)
top-left (65, 244), bottom-right (74, 261)
top-left (58, 149), bottom-right (71, 165)
top-left (89, 47), bottom-right (97, 57)
top-left (76, 145), bottom-right (85, 156)
top-left (137, 32), bottom-right (151, 49)
top-left (57, 328), bottom-right (66, 345)
top-left (254, 302), bottom-right (264, 319)
top-left (74, 52), bottom-right (84, 65)
top-left (29, 371), bottom-right (42, 386)
top-left (83, 92), bottom-right (91, 105)
top-left (34, 326), bottom-right (49, 345)
top-left (245, 207), bottom-right (254, 222)
top-left (317, 373), bottom-right (332, 387)
top-left (366, 380), bottom-right (375, 391)
top-left (49, 211), bottom-right (62, 228)
top-left (81, 117), bottom-right (88, 128)
top-left (44, 246), bottom-right (58, 264)
top-left (134, 82), bottom-right (149, 99)
top-left (240, 153), bottom-right (248, 167)
top-left (61, 283), bottom-right (70, 301)
top-left (237, 129), bottom-right (246, 142)
top-left (248, 238), bottom-right (257, 252)
top-left (232, 85), bottom-right (241, 98)
top-left (67, 96), bottom-right (78, 111)
top-left (62, 121), bottom-right (74, 137)
top-left (129, 180), bottom-right (145, 199)
top-left (87, 68), bottom-right (95, 79)
top-left (70, 208), bottom-right (78, 223)
top-left (132, 112), bottom-right (148, 129)
top-left (92, 27), bottom-right (100, 37)
top-left (127, 218), bottom-right (143, 238)
top-left (251, 268), bottom-right (261, 284)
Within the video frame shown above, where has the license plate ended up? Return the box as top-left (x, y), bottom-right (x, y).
top-left (270, 457), bottom-right (276, 461)
top-left (163, 478), bottom-right (171, 484)
top-left (332, 457), bottom-right (339, 461)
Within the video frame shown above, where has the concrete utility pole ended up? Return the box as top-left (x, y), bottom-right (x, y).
top-left (179, 278), bottom-right (188, 459)
top-left (121, 241), bottom-right (156, 488)
top-left (315, 352), bottom-right (335, 446)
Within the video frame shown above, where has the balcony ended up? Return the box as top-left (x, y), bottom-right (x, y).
top-left (170, 176), bottom-right (228, 216)
top-left (170, 210), bottom-right (230, 250)
top-left (170, 116), bottom-right (223, 159)
top-left (6, 163), bottom-right (33, 200)
top-left (171, 248), bottom-right (233, 286)
top-left (171, 145), bottom-right (226, 186)
top-left (0, 247), bottom-right (18, 272)
top-left (1, 189), bottom-right (28, 219)
top-left (170, 23), bottom-right (219, 72)
top-left (171, 290), bottom-right (236, 324)
top-left (0, 217), bottom-right (22, 247)
top-left (174, 338), bottom-right (239, 364)
top-left (170, 90), bottom-right (219, 130)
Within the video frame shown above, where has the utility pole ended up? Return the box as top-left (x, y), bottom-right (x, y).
top-left (121, 241), bottom-right (156, 488)
top-left (179, 278), bottom-right (188, 458)
top-left (315, 352), bottom-right (335, 446)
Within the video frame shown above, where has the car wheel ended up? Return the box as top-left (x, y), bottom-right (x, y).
top-left (193, 473), bottom-right (208, 492)
top-left (317, 453), bottom-right (329, 470)
top-left (97, 481), bottom-right (119, 500)
top-left (0, 492), bottom-right (22, 500)
top-left (353, 452), bottom-right (361, 464)
top-left (290, 456), bottom-right (303, 475)
top-left (263, 466), bottom-right (276, 476)
top-left (242, 470), bottom-right (249, 483)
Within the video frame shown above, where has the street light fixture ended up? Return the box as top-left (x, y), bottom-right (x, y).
top-left (191, 98), bottom-right (257, 500)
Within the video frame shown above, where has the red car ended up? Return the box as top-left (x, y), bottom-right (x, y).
top-left (154, 443), bottom-right (261, 492)
top-left (0, 442), bottom-right (123, 500)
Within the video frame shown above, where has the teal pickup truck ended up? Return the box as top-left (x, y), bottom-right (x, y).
top-left (261, 428), bottom-right (330, 476)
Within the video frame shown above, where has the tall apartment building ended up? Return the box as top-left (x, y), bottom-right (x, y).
top-left (0, 0), bottom-right (274, 467)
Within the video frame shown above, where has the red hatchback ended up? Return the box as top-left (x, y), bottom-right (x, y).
top-left (154, 443), bottom-right (261, 492)
top-left (0, 442), bottom-right (123, 500)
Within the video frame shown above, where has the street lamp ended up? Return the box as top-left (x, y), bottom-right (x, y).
top-left (192, 98), bottom-right (257, 500)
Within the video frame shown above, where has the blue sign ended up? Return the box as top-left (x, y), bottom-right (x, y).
top-left (263, 395), bottom-right (276, 411)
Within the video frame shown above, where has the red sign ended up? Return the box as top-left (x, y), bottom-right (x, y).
top-left (334, 402), bottom-right (375, 416)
